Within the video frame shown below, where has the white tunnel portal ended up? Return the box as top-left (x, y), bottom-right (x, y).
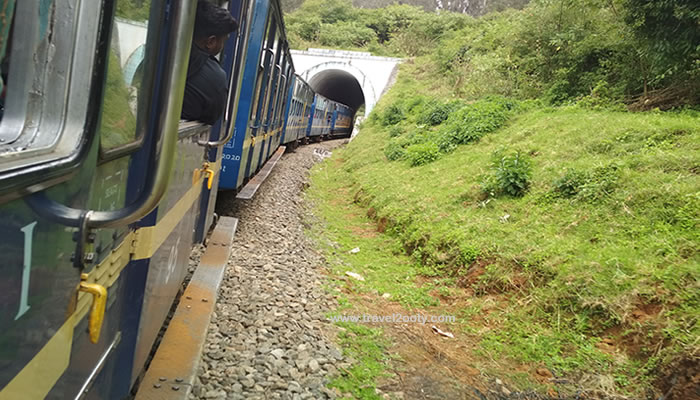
top-left (292, 49), bottom-right (401, 117)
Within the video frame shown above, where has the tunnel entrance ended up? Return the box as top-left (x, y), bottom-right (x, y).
top-left (307, 69), bottom-right (365, 112)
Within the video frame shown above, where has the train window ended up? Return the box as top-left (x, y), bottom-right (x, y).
top-left (273, 58), bottom-right (288, 126)
top-left (222, 0), bottom-right (247, 125)
top-left (248, 69), bottom-right (264, 127)
top-left (0, 1), bottom-right (102, 172)
top-left (262, 29), bottom-right (280, 127)
top-left (267, 51), bottom-right (282, 126)
top-left (275, 74), bottom-right (287, 126)
top-left (99, 0), bottom-right (154, 154)
top-left (249, 18), bottom-right (273, 128)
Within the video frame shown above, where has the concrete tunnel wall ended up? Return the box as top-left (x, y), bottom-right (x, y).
top-left (292, 49), bottom-right (401, 117)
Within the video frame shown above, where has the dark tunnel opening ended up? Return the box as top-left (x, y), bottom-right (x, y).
top-left (308, 69), bottom-right (365, 113)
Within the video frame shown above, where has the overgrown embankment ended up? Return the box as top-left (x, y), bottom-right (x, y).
top-left (302, 0), bottom-right (698, 397)
top-left (309, 59), bottom-right (699, 398)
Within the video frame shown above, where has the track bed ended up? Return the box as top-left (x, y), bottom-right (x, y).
top-left (191, 141), bottom-right (347, 399)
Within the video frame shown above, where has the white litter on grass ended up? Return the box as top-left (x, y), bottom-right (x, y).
top-left (349, 247), bottom-right (360, 254)
top-left (313, 149), bottom-right (333, 160)
top-left (345, 271), bottom-right (365, 281)
top-left (431, 325), bottom-right (454, 338)
top-left (382, 293), bottom-right (392, 299)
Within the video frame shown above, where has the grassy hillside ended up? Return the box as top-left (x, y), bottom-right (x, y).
top-left (309, 60), bottom-right (699, 397)
top-left (301, 0), bottom-right (699, 396)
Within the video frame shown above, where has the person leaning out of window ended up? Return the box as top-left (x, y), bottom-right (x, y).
top-left (181, 1), bottom-right (238, 125)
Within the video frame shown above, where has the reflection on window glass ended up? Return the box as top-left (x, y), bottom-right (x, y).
top-left (0, 0), bottom-right (71, 152)
top-left (0, 1), bottom-right (15, 121)
top-left (99, 0), bottom-right (151, 150)
top-left (0, 0), bottom-right (107, 172)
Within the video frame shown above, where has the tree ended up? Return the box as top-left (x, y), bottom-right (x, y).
top-left (622, 0), bottom-right (700, 81)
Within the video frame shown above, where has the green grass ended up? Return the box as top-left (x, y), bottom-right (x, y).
top-left (308, 171), bottom-right (429, 398)
top-left (308, 167), bottom-right (440, 309)
top-left (309, 64), bottom-right (699, 396)
top-left (327, 321), bottom-right (391, 400)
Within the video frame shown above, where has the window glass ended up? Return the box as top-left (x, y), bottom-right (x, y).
top-left (273, 58), bottom-right (287, 125)
top-left (0, 0), bottom-right (15, 120)
top-left (261, 28), bottom-right (279, 126)
top-left (0, 0), bottom-right (101, 171)
top-left (99, 0), bottom-right (152, 151)
top-left (249, 18), bottom-right (273, 127)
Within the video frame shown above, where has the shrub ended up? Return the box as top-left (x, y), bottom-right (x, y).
top-left (438, 97), bottom-right (518, 149)
top-left (404, 95), bottom-right (427, 114)
top-left (577, 164), bottom-right (620, 201)
top-left (388, 125), bottom-right (403, 137)
top-left (384, 139), bottom-right (407, 161)
top-left (552, 164), bottom-right (621, 201)
top-left (576, 81), bottom-right (627, 111)
top-left (433, 131), bottom-right (459, 153)
top-left (552, 169), bottom-right (589, 198)
top-left (381, 103), bottom-right (405, 126)
top-left (481, 150), bottom-right (532, 197)
top-left (317, 21), bottom-right (378, 48)
top-left (406, 142), bottom-right (440, 166)
top-left (401, 128), bottom-right (432, 146)
top-left (418, 99), bottom-right (464, 126)
top-left (286, 15), bottom-right (322, 41)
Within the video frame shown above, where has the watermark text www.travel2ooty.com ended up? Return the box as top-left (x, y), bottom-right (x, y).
top-left (329, 314), bottom-right (456, 324)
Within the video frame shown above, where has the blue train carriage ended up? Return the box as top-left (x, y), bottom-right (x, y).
top-left (281, 75), bottom-right (314, 146)
top-left (329, 101), bottom-right (353, 138)
top-left (280, 74), bottom-right (298, 145)
top-left (219, 0), bottom-right (294, 191)
top-left (306, 93), bottom-right (333, 140)
top-left (0, 0), bottom-right (235, 398)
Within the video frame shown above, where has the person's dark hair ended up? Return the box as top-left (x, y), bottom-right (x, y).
top-left (194, 1), bottom-right (238, 40)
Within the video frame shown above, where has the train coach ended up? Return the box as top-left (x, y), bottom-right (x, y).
top-left (0, 0), bottom-right (354, 399)
top-left (281, 76), bottom-right (315, 145)
top-left (330, 102), bottom-right (354, 137)
top-left (215, 0), bottom-right (354, 191)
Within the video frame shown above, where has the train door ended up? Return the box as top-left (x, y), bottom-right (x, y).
top-left (0, 0), bottom-right (197, 398)
top-left (265, 54), bottom-right (284, 158)
top-left (195, 0), bottom-right (252, 242)
top-left (252, 20), bottom-right (281, 175)
top-left (219, 0), bottom-right (266, 190)
top-left (256, 28), bottom-right (282, 167)
top-left (0, 2), bottom-right (110, 397)
top-left (238, 11), bottom-right (274, 187)
top-left (301, 85), bottom-right (312, 141)
top-left (274, 56), bottom-right (291, 147)
top-left (331, 107), bottom-right (339, 134)
top-left (306, 96), bottom-right (317, 138)
top-left (281, 66), bottom-right (296, 145)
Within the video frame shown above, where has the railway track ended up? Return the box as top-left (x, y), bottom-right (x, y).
top-left (142, 141), bottom-right (348, 400)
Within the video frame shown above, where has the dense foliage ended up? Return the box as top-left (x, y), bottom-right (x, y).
top-left (287, 0), bottom-right (699, 108)
top-left (377, 95), bottom-right (524, 166)
top-left (116, 0), bottom-right (151, 22)
top-left (282, 0), bottom-right (530, 16)
top-left (285, 0), bottom-right (472, 56)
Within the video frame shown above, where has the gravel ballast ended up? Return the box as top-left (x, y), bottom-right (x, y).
top-left (190, 140), bottom-right (347, 400)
